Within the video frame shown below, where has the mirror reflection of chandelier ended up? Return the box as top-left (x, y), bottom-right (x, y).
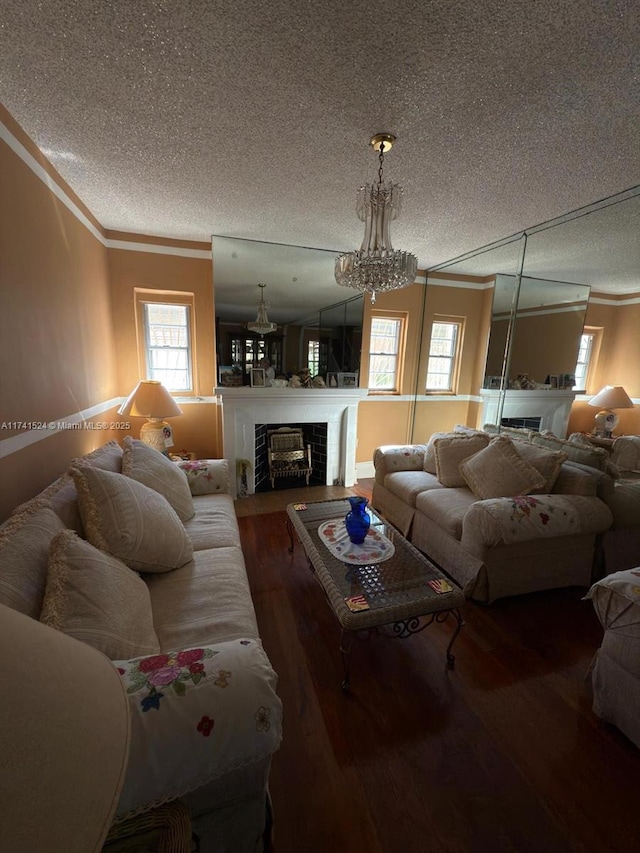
top-left (247, 283), bottom-right (277, 337)
top-left (335, 133), bottom-right (418, 304)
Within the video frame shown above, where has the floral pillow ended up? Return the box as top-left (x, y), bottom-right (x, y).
top-left (113, 638), bottom-right (283, 819)
top-left (174, 459), bottom-right (231, 496)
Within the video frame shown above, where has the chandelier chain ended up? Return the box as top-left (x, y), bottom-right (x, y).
top-left (378, 143), bottom-right (385, 186)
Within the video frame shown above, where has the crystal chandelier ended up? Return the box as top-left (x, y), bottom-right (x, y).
top-left (335, 133), bottom-right (418, 304)
top-left (247, 283), bottom-right (277, 337)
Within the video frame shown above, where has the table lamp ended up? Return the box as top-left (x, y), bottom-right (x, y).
top-left (0, 604), bottom-right (130, 853)
top-left (118, 379), bottom-right (183, 451)
top-left (588, 385), bottom-right (634, 436)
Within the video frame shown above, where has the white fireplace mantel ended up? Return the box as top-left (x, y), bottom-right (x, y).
top-left (480, 389), bottom-right (577, 437)
top-left (215, 387), bottom-right (368, 497)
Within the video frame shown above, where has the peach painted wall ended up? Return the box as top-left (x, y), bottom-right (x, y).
top-left (0, 106), bottom-right (120, 519)
top-left (107, 241), bottom-right (221, 458)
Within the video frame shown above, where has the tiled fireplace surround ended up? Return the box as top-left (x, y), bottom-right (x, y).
top-left (217, 388), bottom-right (368, 498)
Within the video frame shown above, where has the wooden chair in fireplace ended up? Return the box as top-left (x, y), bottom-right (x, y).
top-left (267, 427), bottom-right (313, 489)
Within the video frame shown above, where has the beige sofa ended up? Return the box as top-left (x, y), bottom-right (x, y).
top-left (0, 439), bottom-right (282, 852)
top-left (587, 567), bottom-right (640, 749)
top-left (372, 427), bottom-right (614, 603)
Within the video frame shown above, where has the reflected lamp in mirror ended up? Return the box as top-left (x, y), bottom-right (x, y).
top-left (119, 379), bottom-right (183, 451)
top-left (588, 385), bottom-right (634, 436)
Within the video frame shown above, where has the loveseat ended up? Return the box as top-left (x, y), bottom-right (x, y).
top-left (372, 427), bottom-right (615, 603)
top-left (0, 438), bottom-right (282, 852)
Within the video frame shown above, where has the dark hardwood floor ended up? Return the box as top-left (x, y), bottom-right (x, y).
top-left (236, 484), bottom-right (640, 852)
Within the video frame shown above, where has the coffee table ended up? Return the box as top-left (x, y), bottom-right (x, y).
top-left (286, 498), bottom-right (465, 690)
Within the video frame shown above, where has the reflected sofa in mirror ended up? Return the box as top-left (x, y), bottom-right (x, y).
top-left (212, 235), bottom-right (363, 381)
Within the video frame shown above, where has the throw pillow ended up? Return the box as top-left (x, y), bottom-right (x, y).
top-left (433, 433), bottom-right (491, 487)
top-left (41, 530), bottom-right (160, 660)
top-left (0, 504), bottom-right (66, 617)
top-left (423, 431), bottom-right (458, 474)
top-left (70, 464), bottom-right (193, 573)
top-left (512, 441), bottom-right (567, 492)
top-left (122, 436), bottom-right (195, 521)
top-left (460, 435), bottom-right (546, 499)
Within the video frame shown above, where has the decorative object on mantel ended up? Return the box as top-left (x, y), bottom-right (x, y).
top-left (335, 132), bottom-right (418, 304)
top-left (588, 385), bottom-right (634, 437)
top-left (511, 373), bottom-right (537, 390)
top-left (312, 375), bottom-right (326, 388)
top-left (246, 283), bottom-right (277, 337)
top-left (118, 379), bottom-right (182, 452)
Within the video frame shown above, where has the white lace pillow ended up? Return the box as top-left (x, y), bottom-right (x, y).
top-left (70, 464), bottom-right (193, 573)
top-left (41, 530), bottom-right (160, 660)
top-left (460, 435), bottom-right (546, 499)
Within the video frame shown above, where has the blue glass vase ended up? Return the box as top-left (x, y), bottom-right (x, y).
top-left (345, 496), bottom-right (371, 545)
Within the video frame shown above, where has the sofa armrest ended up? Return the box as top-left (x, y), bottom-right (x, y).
top-left (461, 494), bottom-right (613, 555)
top-left (586, 568), bottom-right (640, 635)
top-left (174, 459), bottom-right (231, 496)
top-left (373, 444), bottom-right (427, 485)
top-left (113, 638), bottom-right (282, 820)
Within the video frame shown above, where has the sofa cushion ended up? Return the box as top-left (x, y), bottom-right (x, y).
top-left (146, 546), bottom-right (260, 649)
top-left (512, 441), bottom-right (567, 492)
top-left (384, 470), bottom-right (445, 508)
top-left (184, 494), bottom-right (243, 551)
top-left (0, 504), bottom-right (66, 618)
top-left (41, 530), bottom-right (160, 660)
top-left (434, 433), bottom-right (491, 487)
top-left (415, 488), bottom-right (477, 540)
top-left (460, 435), bottom-right (546, 499)
top-left (122, 436), bottom-right (195, 522)
top-left (74, 439), bottom-right (124, 472)
top-left (70, 464), bottom-right (193, 573)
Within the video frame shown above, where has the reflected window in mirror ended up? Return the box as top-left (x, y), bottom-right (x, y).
top-left (573, 327), bottom-right (603, 393)
top-left (426, 316), bottom-right (464, 393)
top-left (307, 339), bottom-right (320, 375)
top-left (367, 313), bottom-right (406, 393)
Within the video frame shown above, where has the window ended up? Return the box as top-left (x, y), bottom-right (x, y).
top-left (426, 319), bottom-right (463, 392)
top-left (143, 302), bottom-right (192, 391)
top-left (573, 327), bottom-right (602, 392)
top-left (307, 340), bottom-right (320, 376)
top-left (368, 316), bottom-right (403, 391)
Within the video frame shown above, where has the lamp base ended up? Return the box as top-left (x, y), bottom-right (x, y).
top-left (140, 419), bottom-right (174, 452)
top-left (593, 409), bottom-right (618, 438)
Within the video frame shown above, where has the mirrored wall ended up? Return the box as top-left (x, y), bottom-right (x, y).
top-left (212, 235), bottom-right (363, 382)
top-left (411, 186), bottom-right (640, 441)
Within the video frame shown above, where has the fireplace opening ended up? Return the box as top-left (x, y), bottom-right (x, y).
top-left (501, 416), bottom-right (542, 431)
top-left (254, 423), bottom-right (328, 492)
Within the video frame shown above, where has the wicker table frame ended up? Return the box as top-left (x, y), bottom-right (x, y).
top-left (286, 499), bottom-right (465, 690)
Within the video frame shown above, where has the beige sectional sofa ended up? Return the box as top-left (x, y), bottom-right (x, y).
top-left (372, 427), bottom-right (615, 604)
top-left (0, 439), bottom-right (282, 852)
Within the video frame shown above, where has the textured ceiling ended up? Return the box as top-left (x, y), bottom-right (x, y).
top-left (0, 0), bottom-right (639, 308)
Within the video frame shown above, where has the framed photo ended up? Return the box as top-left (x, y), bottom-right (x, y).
top-left (250, 368), bottom-right (266, 387)
top-left (326, 372), bottom-right (338, 388)
top-left (219, 365), bottom-right (242, 387)
top-left (561, 373), bottom-right (575, 389)
top-left (488, 376), bottom-right (502, 390)
top-left (548, 375), bottom-right (559, 389)
top-left (337, 372), bottom-right (358, 388)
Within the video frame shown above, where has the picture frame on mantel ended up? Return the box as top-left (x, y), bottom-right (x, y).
top-left (337, 372), bottom-right (358, 388)
top-left (250, 368), bottom-right (265, 387)
top-left (326, 372), bottom-right (338, 388)
top-left (548, 375), bottom-right (559, 389)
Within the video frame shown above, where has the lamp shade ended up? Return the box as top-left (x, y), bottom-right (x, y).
top-left (118, 380), bottom-right (183, 419)
top-left (588, 385), bottom-right (634, 410)
top-left (0, 604), bottom-right (130, 853)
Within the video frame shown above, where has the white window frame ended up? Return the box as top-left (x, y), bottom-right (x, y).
top-left (573, 326), bottom-right (602, 393)
top-left (425, 317), bottom-right (463, 393)
top-left (367, 314), bottom-right (405, 393)
top-left (135, 290), bottom-right (196, 394)
top-left (307, 339), bottom-right (320, 376)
